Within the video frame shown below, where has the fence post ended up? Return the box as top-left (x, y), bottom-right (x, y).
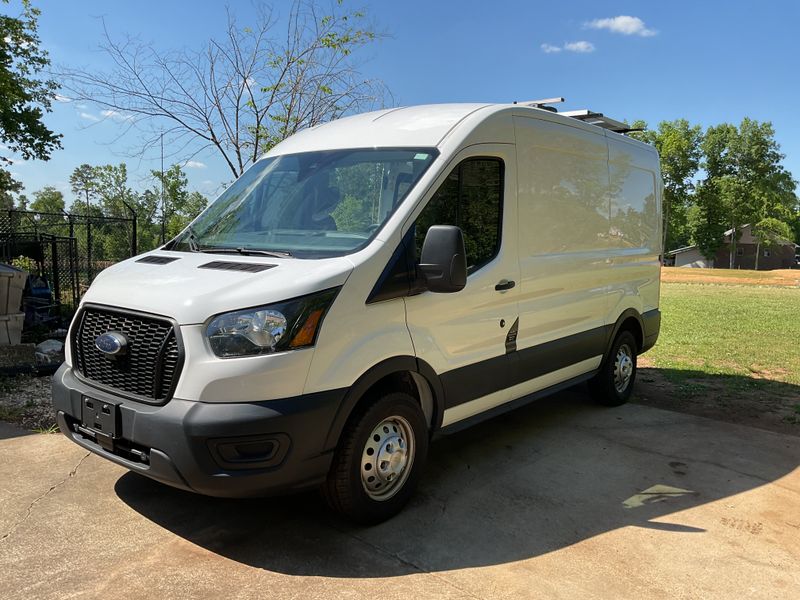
top-left (51, 236), bottom-right (60, 309)
top-left (86, 219), bottom-right (93, 282)
top-left (131, 213), bottom-right (137, 256)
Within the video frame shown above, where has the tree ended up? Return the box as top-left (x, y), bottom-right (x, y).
top-left (0, 0), bottom-right (61, 194)
top-left (167, 190), bottom-right (207, 239)
top-left (30, 185), bottom-right (64, 213)
top-left (752, 217), bottom-right (793, 270)
top-left (59, 1), bottom-right (386, 178)
top-left (0, 167), bottom-right (22, 209)
top-left (630, 119), bottom-right (702, 251)
top-left (693, 119), bottom-right (797, 265)
top-left (150, 164), bottom-right (208, 241)
top-left (69, 163), bottom-right (97, 215)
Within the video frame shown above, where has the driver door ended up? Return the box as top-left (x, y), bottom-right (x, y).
top-left (403, 144), bottom-right (520, 426)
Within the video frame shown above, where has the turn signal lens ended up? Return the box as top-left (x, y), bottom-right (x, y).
top-left (289, 309), bottom-right (324, 348)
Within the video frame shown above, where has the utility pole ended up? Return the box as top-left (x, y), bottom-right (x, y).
top-left (160, 131), bottom-right (166, 245)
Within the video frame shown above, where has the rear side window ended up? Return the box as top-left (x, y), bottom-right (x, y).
top-left (414, 158), bottom-right (503, 273)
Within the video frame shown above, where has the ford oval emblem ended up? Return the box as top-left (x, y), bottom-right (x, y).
top-left (95, 332), bottom-right (128, 357)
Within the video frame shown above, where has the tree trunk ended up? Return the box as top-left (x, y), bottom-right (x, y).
top-left (729, 225), bottom-right (736, 269)
top-left (754, 241), bottom-right (760, 271)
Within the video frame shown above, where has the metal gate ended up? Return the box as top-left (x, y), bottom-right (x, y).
top-left (0, 210), bottom-right (137, 317)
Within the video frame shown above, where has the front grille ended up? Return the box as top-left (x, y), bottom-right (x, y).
top-left (72, 307), bottom-right (183, 404)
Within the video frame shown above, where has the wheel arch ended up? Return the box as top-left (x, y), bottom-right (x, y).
top-left (604, 309), bottom-right (645, 362)
top-left (323, 356), bottom-right (445, 451)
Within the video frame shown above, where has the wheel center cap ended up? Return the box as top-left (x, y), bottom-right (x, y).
top-left (378, 434), bottom-right (407, 476)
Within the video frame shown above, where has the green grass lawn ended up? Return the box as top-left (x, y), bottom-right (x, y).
top-left (647, 282), bottom-right (800, 385)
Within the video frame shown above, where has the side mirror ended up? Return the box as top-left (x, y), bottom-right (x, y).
top-left (419, 225), bottom-right (467, 293)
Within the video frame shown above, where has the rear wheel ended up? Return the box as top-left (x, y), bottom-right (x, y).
top-left (590, 330), bottom-right (638, 406)
top-left (323, 392), bottom-right (428, 524)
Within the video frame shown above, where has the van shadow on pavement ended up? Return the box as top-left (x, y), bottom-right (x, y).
top-left (114, 384), bottom-right (800, 577)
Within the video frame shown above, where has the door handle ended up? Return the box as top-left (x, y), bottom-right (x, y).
top-left (495, 279), bottom-right (516, 291)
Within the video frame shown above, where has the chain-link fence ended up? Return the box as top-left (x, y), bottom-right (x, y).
top-left (0, 209), bottom-right (137, 318)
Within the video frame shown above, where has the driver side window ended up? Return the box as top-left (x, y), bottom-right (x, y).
top-left (414, 157), bottom-right (503, 273)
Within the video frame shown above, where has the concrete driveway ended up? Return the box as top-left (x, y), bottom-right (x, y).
top-left (1, 390), bottom-right (798, 599)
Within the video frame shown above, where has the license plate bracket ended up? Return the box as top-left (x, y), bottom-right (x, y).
top-left (81, 396), bottom-right (121, 450)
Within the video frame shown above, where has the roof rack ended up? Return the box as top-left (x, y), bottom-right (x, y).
top-left (513, 97), bottom-right (564, 112)
top-left (512, 97), bottom-right (638, 134)
top-left (559, 109), bottom-right (636, 134)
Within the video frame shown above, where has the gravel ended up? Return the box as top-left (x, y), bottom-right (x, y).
top-left (0, 374), bottom-right (57, 431)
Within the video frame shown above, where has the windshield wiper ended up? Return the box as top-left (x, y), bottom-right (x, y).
top-left (198, 246), bottom-right (293, 258)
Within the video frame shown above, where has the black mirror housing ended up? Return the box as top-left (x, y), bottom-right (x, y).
top-left (418, 225), bottom-right (467, 293)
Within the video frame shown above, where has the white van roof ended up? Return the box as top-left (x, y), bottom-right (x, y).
top-left (266, 102), bottom-right (654, 156)
top-left (268, 104), bottom-right (492, 155)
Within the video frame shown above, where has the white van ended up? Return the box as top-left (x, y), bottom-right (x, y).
top-left (52, 103), bottom-right (662, 523)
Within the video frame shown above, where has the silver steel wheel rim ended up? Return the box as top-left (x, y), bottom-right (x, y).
top-left (361, 415), bottom-right (415, 501)
top-left (614, 343), bottom-right (634, 393)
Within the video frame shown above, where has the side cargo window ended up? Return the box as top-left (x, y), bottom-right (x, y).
top-left (414, 158), bottom-right (503, 274)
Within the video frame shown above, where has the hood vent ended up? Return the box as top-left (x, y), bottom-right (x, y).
top-left (136, 255), bottom-right (180, 265)
top-left (198, 260), bottom-right (276, 273)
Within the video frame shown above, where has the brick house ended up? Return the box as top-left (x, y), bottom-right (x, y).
top-left (666, 224), bottom-right (797, 270)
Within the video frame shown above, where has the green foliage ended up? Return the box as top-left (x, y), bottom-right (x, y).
top-left (150, 164), bottom-right (209, 240)
top-left (693, 119), bottom-right (797, 262)
top-left (0, 167), bottom-right (22, 209)
top-left (10, 254), bottom-right (35, 272)
top-left (631, 116), bottom-right (797, 257)
top-left (752, 217), bottom-right (793, 248)
top-left (629, 119), bottom-right (702, 250)
top-left (69, 163), bottom-right (96, 214)
top-left (0, 1), bottom-right (62, 194)
top-left (29, 185), bottom-right (64, 213)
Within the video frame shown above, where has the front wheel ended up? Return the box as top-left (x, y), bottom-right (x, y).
top-left (323, 392), bottom-right (429, 524)
top-left (590, 330), bottom-right (638, 406)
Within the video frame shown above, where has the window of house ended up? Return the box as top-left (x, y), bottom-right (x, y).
top-left (736, 247), bottom-right (744, 256)
top-left (414, 157), bottom-right (503, 273)
top-left (763, 249), bottom-right (771, 257)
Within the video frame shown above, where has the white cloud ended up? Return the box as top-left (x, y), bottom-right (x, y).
top-left (54, 94), bottom-right (71, 103)
top-left (101, 109), bottom-right (134, 122)
top-left (184, 160), bottom-right (207, 169)
top-left (564, 40), bottom-right (595, 53)
top-left (541, 41), bottom-right (595, 54)
top-left (79, 112), bottom-right (100, 122)
top-left (585, 15), bottom-right (657, 37)
top-left (76, 103), bottom-right (87, 109)
top-left (540, 43), bottom-right (562, 54)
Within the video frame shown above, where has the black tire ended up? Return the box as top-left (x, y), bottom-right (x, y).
top-left (323, 391), bottom-right (429, 524)
top-left (590, 330), bottom-right (638, 406)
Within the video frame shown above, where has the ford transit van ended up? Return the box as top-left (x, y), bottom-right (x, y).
top-left (52, 103), bottom-right (662, 523)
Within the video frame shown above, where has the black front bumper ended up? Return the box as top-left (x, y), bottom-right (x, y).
top-left (52, 364), bottom-right (347, 498)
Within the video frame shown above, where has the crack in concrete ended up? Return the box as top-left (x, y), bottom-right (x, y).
top-left (1, 452), bottom-right (91, 542)
top-left (331, 524), bottom-right (487, 600)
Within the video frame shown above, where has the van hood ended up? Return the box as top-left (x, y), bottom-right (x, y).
top-left (81, 251), bottom-right (355, 324)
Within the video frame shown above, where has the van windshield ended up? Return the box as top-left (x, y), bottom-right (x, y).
top-left (170, 148), bottom-right (438, 258)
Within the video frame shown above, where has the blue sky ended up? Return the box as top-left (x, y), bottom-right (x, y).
top-left (10, 0), bottom-right (800, 206)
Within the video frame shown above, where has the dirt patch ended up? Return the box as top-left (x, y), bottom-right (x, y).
top-left (634, 362), bottom-right (800, 437)
top-left (2, 363), bottom-right (798, 438)
top-left (0, 375), bottom-right (57, 431)
top-left (661, 267), bottom-right (800, 287)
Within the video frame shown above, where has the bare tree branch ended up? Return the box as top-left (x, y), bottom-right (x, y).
top-left (56, 0), bottom-right (388, 178)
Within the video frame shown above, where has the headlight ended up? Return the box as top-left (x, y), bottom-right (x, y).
top-left (206, 287), bottom-right (339, 357)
